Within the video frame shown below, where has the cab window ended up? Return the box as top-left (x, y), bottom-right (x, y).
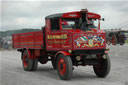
top-left (87, 19), bottom-right (98, 29)
top-left (62, 18), bottom-right (79, 29)
top-left (51, 18), bottom-right (60, 31)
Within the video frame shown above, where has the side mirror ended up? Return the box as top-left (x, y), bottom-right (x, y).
top-left (101, 18), bottom-right (105, 21)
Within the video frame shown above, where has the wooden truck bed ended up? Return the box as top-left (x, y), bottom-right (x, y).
top-left (12, 31), bottom-right (43, 49)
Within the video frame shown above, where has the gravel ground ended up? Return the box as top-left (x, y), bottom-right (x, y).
top-left (0, 45), bottom-right (128, 85)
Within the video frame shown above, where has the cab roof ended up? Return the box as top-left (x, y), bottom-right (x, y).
top-left (45, 11), bottom-right (101, 19)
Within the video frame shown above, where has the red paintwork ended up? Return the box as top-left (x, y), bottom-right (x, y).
top-left (12, 31), bottom-right (43, 49)
top-left (26, 49), bottom-right (31, 58)
top-left (58, 58), bottom-right (66, 75)
top-left (72, 30), bottom-right (106, 50)
top-left (23, 55), bottom-right (28, 68)
top-left (35, 49), bottom-right (40, 56)
top-left (55, 51), bottom-right (71, 57)
top-left (62, 12), bottom-right (101, 19)
top-left (26, 48), bottom-right (39, 59)
top-left (112, 35), bottom-right (116, 45)
top-left (46, 31), bottom-right (72, 51)
top-left (45, 29), bottom-right (106, 51)
top-left (12, 10), bottom-right (106, 53)
top-left (12, 10), bottom-right (109, 79)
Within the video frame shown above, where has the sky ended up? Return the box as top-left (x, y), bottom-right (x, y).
top-left (1, 0), bottom-right (128, 31)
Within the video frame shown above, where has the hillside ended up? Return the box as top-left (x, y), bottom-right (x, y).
top-left (0, 28), bottom-right (41, 37)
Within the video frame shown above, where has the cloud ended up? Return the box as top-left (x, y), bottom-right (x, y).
top-left (1, 1), bottom-right (128, 31)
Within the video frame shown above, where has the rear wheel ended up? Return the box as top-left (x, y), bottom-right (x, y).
top-left (56, 54), bottom-right (73, 80)
top-left (120, 40), bottom-right (124, 45)
top-left (93, 54), bottom-right (111, 77)
top-left (120, 43), bottom-right (124, 45)
top-left (22, 50), bottom-right (38, 71)
top-left (112, 36), bottom-right (117, 45)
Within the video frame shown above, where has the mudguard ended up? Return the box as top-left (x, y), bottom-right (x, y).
top-left (53, 51), bottom-right (71, 68)
top-left (55, 51), bottom-right (71, 57)
top-left (24, 48), bottom-right (38, 59)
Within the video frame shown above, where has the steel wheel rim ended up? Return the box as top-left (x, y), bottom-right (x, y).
top-left (58, 58), bottom-right (66, 76)
top-left (23, 55), bottom-right (28, 68)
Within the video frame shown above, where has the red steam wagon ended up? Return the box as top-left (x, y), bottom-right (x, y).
top-left (12, 9), bottom-right (111, 80)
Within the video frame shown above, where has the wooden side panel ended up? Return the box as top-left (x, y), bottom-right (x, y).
top-left (13, 35), bottom-right (20, 48)
top-left (34, 32), bottom-right (44, 48)
top-left (20, 33), bottom-right (34, 48)
top-left (12, 31), bottom-right (43, 49)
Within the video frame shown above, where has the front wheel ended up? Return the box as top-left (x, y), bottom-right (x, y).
top-left (93, 54), bottom-right (111, 78)
top-left (22, 50), bottom-right (38, 71)
top-left (56, 54), bottom-right (73, 80)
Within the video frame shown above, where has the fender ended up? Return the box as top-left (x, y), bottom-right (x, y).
top-left (55, 51), bottom-right (71, 57)
top-left (25, 48), bottom-right (38, 59)
top-left (51, 51), bottom-right (71, 69)
top-left (26, 48), bottom-right (32, 59)
top-left (54, 51), bottom-right (71, 66)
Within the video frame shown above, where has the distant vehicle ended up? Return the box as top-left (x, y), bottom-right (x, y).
top-left (106, 31), bottom-right (126, 45)
top-left (12, 9), bottom-right (110, 80)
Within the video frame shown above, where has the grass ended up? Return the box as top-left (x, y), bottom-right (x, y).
top-left (125, 39), bottom-right (128, 44)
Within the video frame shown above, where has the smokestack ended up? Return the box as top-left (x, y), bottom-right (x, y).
top-left (80, 9), bottom-right (88, 23)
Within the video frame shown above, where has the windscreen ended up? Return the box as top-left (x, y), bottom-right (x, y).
top-left (62, 18), bottom-right (79, 29)
top-left (62, 18), bottom-right (98, 30)
top-left (88, 19), bottom-right (98, 29)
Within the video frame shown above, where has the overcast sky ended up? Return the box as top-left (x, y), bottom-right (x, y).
top-left (1, 0), bottom-right (128, 31)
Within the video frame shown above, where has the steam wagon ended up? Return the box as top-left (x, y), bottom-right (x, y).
top-left (12, 9), bottom-right (111, 80)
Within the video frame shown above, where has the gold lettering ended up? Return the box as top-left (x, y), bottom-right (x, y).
top-left (48, 40), bottom-right (66, 44)
top-left (56, 36), bottom-right (60, 39)
top-left (47, 34), bottom-right (68, 39)
top-left (63, 34), bottom-right (67, 39)
top-left (47, 35), bottom-right (50, 39)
